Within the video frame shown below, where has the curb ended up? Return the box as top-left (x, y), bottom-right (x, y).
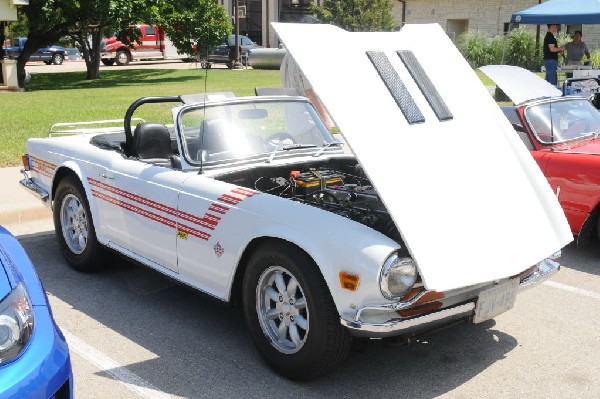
top-left (0, 167), bottom-right (52, 226)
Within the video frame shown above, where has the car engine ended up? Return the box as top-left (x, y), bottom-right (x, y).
top-left (252, 165), bottom-right (402, 243)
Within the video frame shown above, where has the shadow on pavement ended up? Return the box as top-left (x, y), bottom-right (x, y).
top-left (18, 231), bottom-right (518, 398)
top-left (559, 240), bottom-right (600, 276)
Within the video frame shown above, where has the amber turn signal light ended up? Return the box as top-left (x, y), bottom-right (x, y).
top-left (339, 272), bottom-right (360, 291)
top-left (22, 154), bottom-right (30, 171)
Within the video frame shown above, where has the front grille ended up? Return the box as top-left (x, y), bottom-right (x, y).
top-left (50, 378), bottom-right (71, 399)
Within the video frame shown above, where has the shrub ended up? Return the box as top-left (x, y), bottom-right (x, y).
top-left (456, 30), bottom-right (493, 68)
top-left (457, 28), bottom-right (541, 70)
top-left (504, 28), bottom-right (539, 70)
top-left (590, 49), bottom-right (600, 68)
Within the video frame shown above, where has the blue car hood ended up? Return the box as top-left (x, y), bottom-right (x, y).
top-left (0, 227), bottom-right (47, 306)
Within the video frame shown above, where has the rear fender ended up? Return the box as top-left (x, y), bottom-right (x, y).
top-left (51, 162), bottom-right (105, 244)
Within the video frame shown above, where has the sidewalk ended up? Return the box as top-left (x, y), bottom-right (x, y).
top-left (0, 167), bottom-right (52, 227)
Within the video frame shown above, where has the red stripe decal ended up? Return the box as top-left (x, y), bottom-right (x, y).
top-left (88, 178), bottom-right (258, 242)
top-left (92, 190), bottom-right (210, 241)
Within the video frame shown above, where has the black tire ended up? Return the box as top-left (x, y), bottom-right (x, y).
top-left (52, 53), bottom-right (64, 65)
top-left (115, 50), bottom-right (129, 66)
top-left (53, 175), bottom-right (105, 272)
top-left (242, 241), bottom-right (352, 380)
top-left (102, 59), bottom-right (115, 66)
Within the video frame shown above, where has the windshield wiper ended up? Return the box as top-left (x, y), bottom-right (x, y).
top-left (312, 141), bottom-right (343, 157)
top-left (266, 143), bottom-right (317, 163)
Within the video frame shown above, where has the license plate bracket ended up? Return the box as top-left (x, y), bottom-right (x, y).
top-left (473, 279), bottom-right (519, 324)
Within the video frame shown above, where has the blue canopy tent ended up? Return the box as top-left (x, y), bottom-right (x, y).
top-left (511, 0), bottom-right (600, 24)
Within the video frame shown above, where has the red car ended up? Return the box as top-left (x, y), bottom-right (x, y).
top-left (481, 65), bottom-right (600, 244)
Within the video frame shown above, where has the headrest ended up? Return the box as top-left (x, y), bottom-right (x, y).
top-left (132, 123), bottom-right (172, 159)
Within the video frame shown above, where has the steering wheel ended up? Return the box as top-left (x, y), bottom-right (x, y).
top-left (267, 132), bottom-right (296, 146)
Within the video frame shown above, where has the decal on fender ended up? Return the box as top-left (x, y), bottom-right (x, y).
top-left (177, 230), bottom-right (189, 240)
top-left (214, 242), bottom-right (224, 258)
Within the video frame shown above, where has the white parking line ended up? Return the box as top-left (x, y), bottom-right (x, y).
top-left (62, 330), bottom-right (171, 399)
top-left (544, 281), bottom-right (600, 301)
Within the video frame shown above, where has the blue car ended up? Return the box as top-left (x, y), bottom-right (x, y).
top-left (0, 225), bottom-right (72, 398)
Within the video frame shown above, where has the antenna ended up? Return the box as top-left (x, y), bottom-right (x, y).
top-left (199, 28), bottom-right (210, 174)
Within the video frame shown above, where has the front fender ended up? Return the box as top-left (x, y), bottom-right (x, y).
top-left (229, 195), bottom-right (401, 315)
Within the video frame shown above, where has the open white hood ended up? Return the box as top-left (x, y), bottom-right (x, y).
top-left (272, 23), bottom-right (572, 292)
top-left (478, 65), bottom-right (562, 104)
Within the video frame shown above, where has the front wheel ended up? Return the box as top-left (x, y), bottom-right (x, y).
top-left (242, 241), bottom-right (352, 380)
top-left (53, 176), bottom-right (105, 272)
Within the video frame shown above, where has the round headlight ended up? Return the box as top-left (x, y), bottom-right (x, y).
top-left (380, 253), bottom-right (418, 300)
top-left (0, 315), bottom-right (19, 351)
top-left (0, 284), bottom-right (34, 364)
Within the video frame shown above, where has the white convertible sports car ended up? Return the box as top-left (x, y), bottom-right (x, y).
top-left (20, 23), bottom-right (572, 380)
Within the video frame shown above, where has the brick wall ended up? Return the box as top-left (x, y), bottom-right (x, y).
top-left (391, 0), bottom-right (600, 50)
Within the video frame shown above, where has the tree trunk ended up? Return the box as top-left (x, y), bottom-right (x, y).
top-left (0, 22), bottom-right (6, 59)
top-left (84, 28), bottom-right (104, 80)
top-left (16, 30), bottom-right (64, 88)
top-left (16, 36), bottom-right (46, 88)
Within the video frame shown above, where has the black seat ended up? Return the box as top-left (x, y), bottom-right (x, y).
top-left (131, 123), bottom-right (177, 167)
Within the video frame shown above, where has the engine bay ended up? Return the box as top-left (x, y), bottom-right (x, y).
top-left (215, 158), bottom-right (402, 243)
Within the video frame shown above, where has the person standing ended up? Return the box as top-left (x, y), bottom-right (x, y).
top-left (564, 31), bottom-right (591, 65)
top-left (543, 24), bottom-right (565, 86)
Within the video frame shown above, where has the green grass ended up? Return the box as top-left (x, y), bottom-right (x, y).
top-left (0, 68), bottom-right (282, 166)
top-left (1, 67), bottom-right (507, 166)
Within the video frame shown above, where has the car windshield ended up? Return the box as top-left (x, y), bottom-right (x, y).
top-left (178, 99), bottom-right (336, 164)
top-left (226, 36), bottom-right (253, 46)
top-left (524, 98), bottom-right (600, 144)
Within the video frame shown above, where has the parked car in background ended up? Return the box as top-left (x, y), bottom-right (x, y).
top-left (481, 64), bottom-right (600, 245)
top-left (101, 24), bottom-right (189, 66)
top-left (19, 23), bottom-right (572, 380)
top-left (2, 37), bottom-right (68, 65)
top-left (0, 225), bottom-right (73, 398)
top-left (66, 48), bottom-right (82, 61)
top-left (208, 34), bottom-right (262, 67)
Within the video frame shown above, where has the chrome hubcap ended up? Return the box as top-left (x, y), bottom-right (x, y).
top-left (256, 266), bottom-right (309, 354)
top-left (60, 194), bottom-right (88, 255)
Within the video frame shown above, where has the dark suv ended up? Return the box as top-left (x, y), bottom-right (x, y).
top-left (208, 35), bottom-right (261, 67)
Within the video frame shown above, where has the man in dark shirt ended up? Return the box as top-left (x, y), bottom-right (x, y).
top-left (543, 24), bottom-right (565, 86)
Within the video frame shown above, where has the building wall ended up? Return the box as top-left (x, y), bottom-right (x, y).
top-left (222, 1), bottom-right (600, 52)
top-left (391, 0), bottom-right (600, 50)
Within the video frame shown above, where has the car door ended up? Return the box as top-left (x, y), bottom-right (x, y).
top-left (90, 158), bottom-right (186, 273)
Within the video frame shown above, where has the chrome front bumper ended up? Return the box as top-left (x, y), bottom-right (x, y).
top-left (340, 257), bottom-right (560, 338)
top-left (19, 169), bottom-right (50, 204)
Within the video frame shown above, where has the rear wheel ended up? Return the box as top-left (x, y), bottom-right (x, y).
top-left (242, 241), bottom-right (352, 380)
top-left (53, 176), bottom-right (105, 272)
top-left (115, 50), bottom-right (130, 66)
top-left (51, 53), bottom-right (64, 65)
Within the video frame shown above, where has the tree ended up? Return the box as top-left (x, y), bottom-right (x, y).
top-left (312, 0), bottom-right (396, 32)
top-left (15, 0), bottom-right (78, 87)
top-left (156, 0), bottom-right (232, 60)
top-left (66, 0), bottom-right (153, 80)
